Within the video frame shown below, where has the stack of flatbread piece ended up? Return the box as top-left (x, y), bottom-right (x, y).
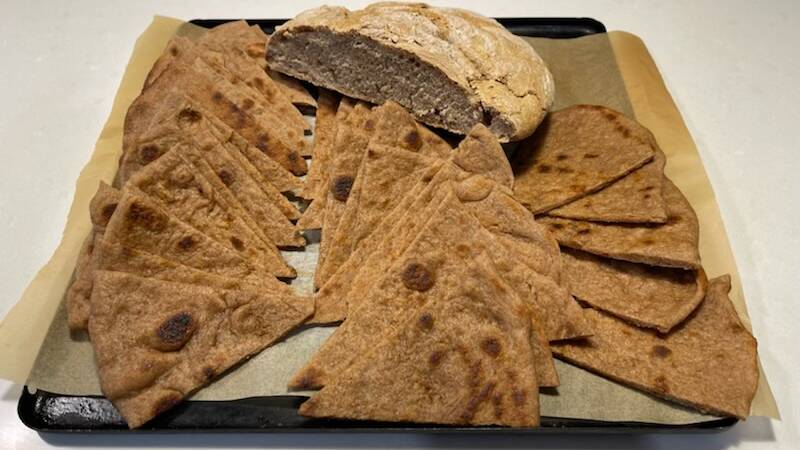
top-left (513, 105), bottom-right (758, 418)
top-left (64, 21), bottom-right (320, 428)
top-left (288, 101), bottom-right (595, 426)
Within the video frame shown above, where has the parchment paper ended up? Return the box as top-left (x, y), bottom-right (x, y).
top-left (0, 16), bottom-right (778, 424)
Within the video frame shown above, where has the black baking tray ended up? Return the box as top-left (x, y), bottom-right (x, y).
top-left (19, 16), bottom-right (738, 434)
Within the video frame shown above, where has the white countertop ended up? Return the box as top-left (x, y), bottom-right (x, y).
top-left (1, 0), bottom-right (797, 448)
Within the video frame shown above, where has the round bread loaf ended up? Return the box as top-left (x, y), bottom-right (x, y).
top-left (267, 2), bottom-right (554, 142)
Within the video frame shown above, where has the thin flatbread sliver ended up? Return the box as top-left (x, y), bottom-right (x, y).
top-left (512, 105), bottom-right (655, 214)
top-left (551, 276), bottom-right (758, 419)
top-left (561, 248), bottom-right (707, 333)
top-left (301, 89), bottom-right (339, 201)
top-left (548, 147), bottom-right (668, 224)
top-left (540, 178), bottom-right (701, 269)
top-left (315, 102), bottom-right (375, 288)
top-left (268, 70), bottom-right (318, 111)
top-left (88, 271), bottom-right (311, 428)
top-left (103, 191), bottom-right (275, 282)
top-left (94, 239), bottom-right (290, 294)
top-left (299, 253), bottom-right (540, 427)
top-left (452, 124), bottom-right (514, 189)
top-left (65, 230), bottom-right (103, 331)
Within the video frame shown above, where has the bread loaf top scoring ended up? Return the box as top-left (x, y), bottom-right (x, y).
top-left (268, 2), bottom-right (554, 142)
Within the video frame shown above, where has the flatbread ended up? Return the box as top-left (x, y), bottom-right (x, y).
top-left (551, 276), bottom-right (758, 419)
top-left (267, 70), bottom-right (318, 112)
top-left (300, 89), bottom-right (339, 202)
top-left (561, 248), bottom-right (707, 333)
top-left (548, 148), bottom-right (668, 223)
top-left (294, 191), bottom-right (553, 389)
top-left (453, 124), bottom-right (514, 189)
top-left (512, 105), bottom-right (655, 214)
top-left (315, 145), bottom-right (437, 287)
top-left (299, 253), bottom-right (540, 427)
top-left (310, 162), bottom-right (450, 324)
top-left (89, 181), bottom-right (123, 230)
top-left (125, 146), bottom-right (292, 275)
top-left (121, 92), bottom-right (302, 195)
top-left (128, 58), bottom-right (307, 175)
top-left (94, 239), bottom-right (290, 294)
top-left (315, 102), bottom-right (375, 288)
top-left (103, 190), bottom-right (280, 280)
top-left (539, 178), bottom-right (701, 269)
top-left (368, 101), bottom-right (452, 159)
top-left (88, 271), bottom-right (312, 428)
top-left (65, 230), bottom-right (102, 330)
top-left (294, 190), bottom-right (574, 390)
top-left (198, 29), bottom-right (310, 133)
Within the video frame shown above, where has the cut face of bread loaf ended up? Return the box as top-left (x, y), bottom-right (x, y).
top-left (267, 3), bottom-right (554, 142)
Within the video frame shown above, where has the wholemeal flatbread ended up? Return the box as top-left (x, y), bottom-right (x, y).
top-left (315, 102), bottom-right (375, 288)
top-left (95, 239), bottom-right (289, 292)
top-left (452, 124), bottom-right (515, 189)
top-left (104, 190), bottom-right (284, 280)
top-left (65, 231), bottom-right (103, 330)
top-left (89, 271), bottom-right (312, 428)
top-left (368, 101), bottom-right (452, 159)
top-left (512, 105), bottom-right (655, 214)
top-left (66, 182), bottom-right (125, 330)
top-left (128, 58), bottom-right (307, 175)
top-left (121, 92), bottom-right (302, 194)
top-left (539, 178), bottom-right (701, 269)
top-left (294, 191), bottom-right (555, 388)
top-left (548, 148), bottom-right (668, 223)
top-left (315, 146), bottom-right (438, 287)
top-left (268, 70), bottom-right (318, 112)
top-left (197, 29), bottom-right (310, 133)
top-left (551, 275), bottom-right (758, 419)
top-left (127, 122), bottom-right (303, 247)
top-left (560, 248), bottom-right (707, 333)
top-left (299, 253), bottom-right (540, 427)
top-left (145, 33), bottom-right (309, 142)
top-left (312, 121), bottom-right (515, 321)
top-left (311, 161), bottom-right (449, 324)
top-left (300, 89), bottom-right (339, 202)
top-left (125, 146), bottom-right (291, 274)
top-left (146, 93), bottom-right (302, 220)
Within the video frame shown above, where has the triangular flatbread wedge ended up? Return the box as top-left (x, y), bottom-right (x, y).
top-left (104, 190), bottom-right (284, 280)
top-left (551, 276), bottom-right (758, 419)
top-left (315, 146), bottom-right (438, 286)
top-left (300, 89), bottom-right (339, 202)
top-left (299, 253), bottom-right (540, 427)
top-left (539, 178), bottom-right (701, 269)
top-left (294, 190), bottom-right (576, 390)
top-left (88, 271), bottom-right (311, 428)
top-left (197, 31), bottom-right (310, 133)
top-left (513, 105), bottom-right (655, 214)
top-left (315, 102), bottom-right (375, 287)
top-left (94, 239), bottom-right (290, 293)
top-left (368, 101), bottom-right (452, 159)
top-left (560, 248), bottom-right (707, 333)
top-left (122, 91), bottom-right (302, 194)
top-left (127, 57), bottom-right (307, 175)
top-left (548, 148), bottom-right (668, 223)
top-left (126, 146), bottom-right (293, 273)
top-left (267, 70), bottom-right (318, 112)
